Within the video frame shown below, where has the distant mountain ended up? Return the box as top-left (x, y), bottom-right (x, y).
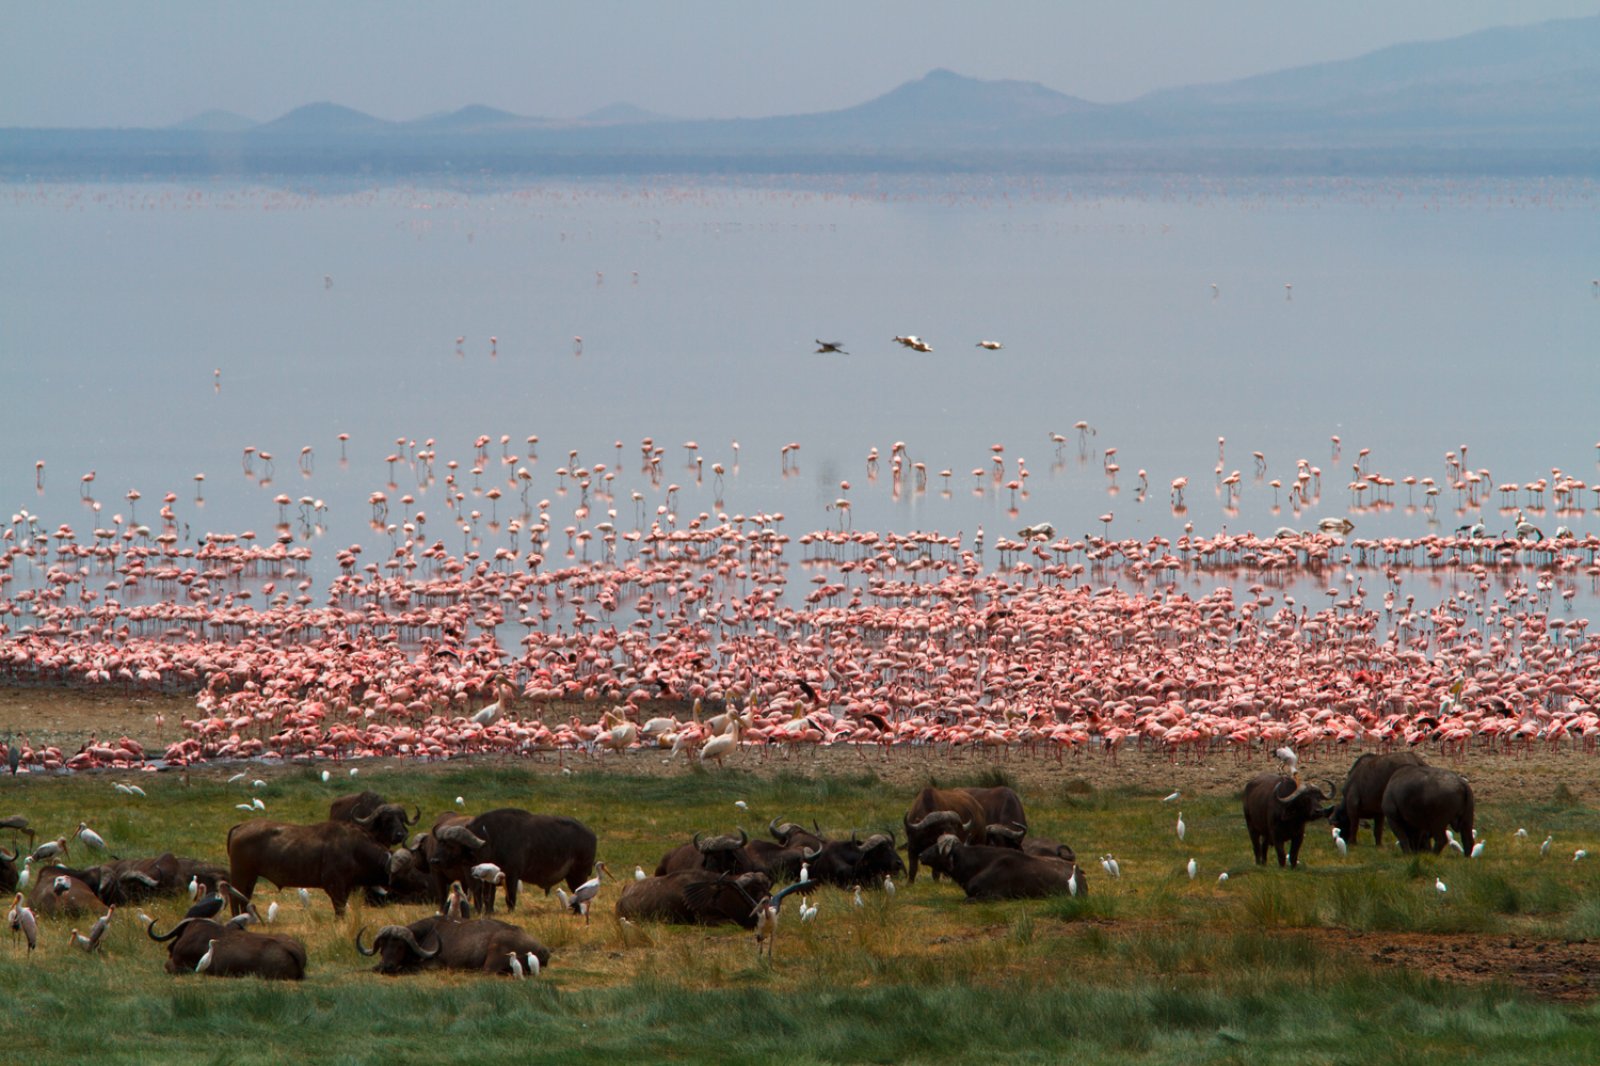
top-left (580, 102), bottom-right (671, 125)
top-left (5, 16), bottom-right (1600, 176)
top-left (255, 102), bottom-right (391, 134)
top-left (169, 109), bottom-right (257, 132)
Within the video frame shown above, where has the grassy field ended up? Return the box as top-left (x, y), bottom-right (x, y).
top-left (3, 759), bottom-right (1600, 1064)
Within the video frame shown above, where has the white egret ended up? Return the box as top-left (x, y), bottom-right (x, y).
top-left (1176, 812), bottom-right (1186, 842)
top-left (506, 951), bottom-right (524, 979)
top-left (195, 938), bottom-right (217, 973)
top-left (1186, 858), bottom-right (1197, 880)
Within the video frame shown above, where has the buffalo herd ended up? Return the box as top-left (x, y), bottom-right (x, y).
top-left (1, 755), bottom-right (1480, 981)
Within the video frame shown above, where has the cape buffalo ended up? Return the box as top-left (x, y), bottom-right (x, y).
top-left (29, 867), bottom-right (103, 917)
top-left (984, 823), bottom-right (1077, 863)
top-left (1329, 752), bottom-right (1427, 847)
top-left (616, 871), bottom-right (773, 927)
top-left (1243, 774), bottom-right (1336, 868)
top-left (964, 787), bottom-right (1028, 831)
top-left (653, 828), bottom-right (754, 877)
top-left (1382, 765), bottom-right (1475, 854)
top-left (742, 818), bottom-right (826, 881)
top-left (800, 832), bottom-right (905, 887)
top-left (425, 809), bottom-right (597, 913)
top-left (357, 916), bottom-right (551, 976)
top-left (329, 791), bottom-right (420, 848)
top-left (227, 818), bottom-right (398, 916)
top-left (917, 835), bottom-right (1086, 901)
top-left (903, 788), bottom-right (990, 883)
top-left (149, 917), bottom-right (307, 980)
top-left (0, 845), bottom-right (19, 893)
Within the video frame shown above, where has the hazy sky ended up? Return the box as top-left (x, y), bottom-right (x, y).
top-left (3, 1), bottom-right (1597, 127)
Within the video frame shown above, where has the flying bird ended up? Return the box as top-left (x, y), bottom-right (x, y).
top-left (976, 340), bottom-right (1004, 350)
top-left (814, 340), bottom-right (848, 355)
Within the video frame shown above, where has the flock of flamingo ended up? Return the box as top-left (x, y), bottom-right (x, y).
top-left (6, 425), bottom-right (1600, 774)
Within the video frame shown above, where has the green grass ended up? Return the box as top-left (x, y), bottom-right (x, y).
top-left (2, 762), bottom-right (1600, 1063)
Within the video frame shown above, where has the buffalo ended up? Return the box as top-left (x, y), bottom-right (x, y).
top-left (0, 845), bottom-right (18, 893)
top-left (616, 871), bottom-right (773, 927)
top-left (1243, 774), bottom-right (1336, 868)
top-left (654, 828), bottom-right (754, 877)
top-left (1382, 765), bottom-right (1475, 854)
top-left (328, 790), bottom-right (421, 848)
top-left (964, 787), bottom-right (1028, 831)
top-left (60, 853), bottom-right (227, 906)
top-left (28, 867), bottom-right (103, 917)
top-left (800, 831), bottom-right (905, 887)
top-left (903, 788), bottom-right (990, 883)
top-left (227, 818), bottom-right (400, 916)
top-left (425, 809), bottom-right (597, 913)
top-left (742, 818), bottom-right (826, 881)
top-left (917, 835), bottom-right (1086, 901)
top-left (357, 916), bottom-right (551, 976)
top-left (148, 916), bottom-right (307, 979)
top-left (983, 823), bottom-right (1077, 863)
top-left (1329, 753), bottom-right (1427, 847)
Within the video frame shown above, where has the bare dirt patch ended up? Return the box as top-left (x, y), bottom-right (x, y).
top-left (1307, 928), bottom-right (1600, 1002)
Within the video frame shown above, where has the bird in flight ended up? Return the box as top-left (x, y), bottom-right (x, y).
top-left (814, 340), bottom-right (848, 355)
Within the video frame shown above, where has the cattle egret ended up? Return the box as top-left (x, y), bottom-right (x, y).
top-left (799, 861), bottom-right (810, 883)
top-left (251, 780), bottom-right (266, 789)
top-left (1101, 855), bottom-right (1121, 879)
top-left (472, 863), bottom-right (506, 885)
top-left (1176, 812), bottom-right (1186, 842)
top-left (883, 875), bottom-right (896, 898)
top-left (1541, 835), bottom-right (1554, 858)
top-left (1217, 872), bottom-right (1229, 885)
top-left (1470, 841), bottom-right (1485, 859)
top-left (1515, 828), bottom-right (1528, 840)
top-left (75, 822), bottom-right (107, 851)
top-left (227, 772), bottom-right (248, 786)
top-left (187, 876), bottom-right (200, 900)
top-left (195, 939), bottom-right (217, 973)
top-left (1274, 747), bottom-right (1298, 774)
top-left (1186, 858), bottom-right (1198, 880)
top-left (633, 865), bottom-right (647, 882)
top-left (799, 898), bottom-right (818, 923)
top-left (298, 888), bottom-right (312, 908)
top-left (1067, 872), bottom-right (1078, 897)
top-left (113, 783), bottom-right (134, 795)
top-left (1435, 878), bottom-right (1448, 895)
top-left (853, 886), bottom-right (865, 908)
top-left (1162, 791), bottom-right (1181, 804)
top-left (525, 951), bottom-right (541, 977)
top-left (506, 951), bottom-right (524, 979)
top-left (455, 796), bottom-right (466, 807)
top-left (1576, 850), bottom-right (1589, 862)
top-left (266, 901), bottom-right (279, 924)
top-left (349, 768), bottom-right (359, 777)
top-left (1445, 829), bottom-right (1464, 855)
top-left (734, 800), bottom-right (748, 811)
top-left (16, 862), bottom-right (30, 892)
top-left (1332, 827), bottom-right (1348, 857)
top-left (235, 804), bottom-right (255, 813)
top-left (321, 770), bottom-right (330, 783)
top-left (126, 784), bottom-right (145, 797)
top-left (252, 797), bottom-right (266, 811)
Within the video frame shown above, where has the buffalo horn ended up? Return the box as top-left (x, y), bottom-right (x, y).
top-left (987, 824), bottom-right (1026, 844)
top-left (861, 833), bottom-right (892, 852)
top-left (1321, 778), bottom-right (1338, 802)
top-left (737, 826), bottom-right (749, 848)
top-left (147, 917), bottom-right (198, 943)
top-left (352, 808), bottom-right (377, 825)
top-left (801, 845), bottom-right (821, 861)
top-left (354, 925), bottom-right (378, 956)
top-left (437, 825), bottom-right (487, 849)
top-left (908, 810), bottom-right (961, 833)
top-left (120, 870), bottom-right (160, 886)
top-left (405, 805), bottom-right (422, 826)
top-left (0, 845), bottom-right (14, 863)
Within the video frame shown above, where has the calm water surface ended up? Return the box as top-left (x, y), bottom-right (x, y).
top-left (3, 176), bottom-right (1599, 611)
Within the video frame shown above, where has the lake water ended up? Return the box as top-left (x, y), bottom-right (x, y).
top-left (4, 175), bottom-right (1600, 615)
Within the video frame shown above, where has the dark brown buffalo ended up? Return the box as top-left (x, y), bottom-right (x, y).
top-left (357, 916), bottom-right (551, 976)
top-left (742, 818), bottom-right (827, 881)
top-left (983, 823), bottom-right (1077, 863)
top-left (148, 917), bottom-right (307, 979)
top-left (0, 844), bottom-right (19, 893)
top-left (328, 790), bottom-right (420, 848)
top-left (800, 832), bottom-right (905, 887)
top-left (424, 809), bottom-right (597, 913)
top-left (365, 841), bottom-right (435, 907)
top-left (917, 835), bottom-right (1086, 901)
top-left (615, 871), bottom-right (773, 927)
top-left (903, 788), bottom-right (990, 883)
top-left (1243, 774), bottom-right (1336, 868)
top-left (964, 787), bottom-right (1028, 831)
top-left (654, 828), bottom-right (754, 877)
top-left (29, 867), bottom-right (103, 917)
top-left (1382, 766), bottom-right (1475, 854)
top-left (1329, 753), bottom-right (1427, 846)
top-left (62, 853), bottom-right (225, 906)
top-left (227, 818), bottom-right (399, 916)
